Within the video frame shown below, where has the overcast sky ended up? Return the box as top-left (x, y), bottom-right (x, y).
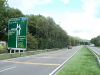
top-left (8, 0), bottom-right (100, 40)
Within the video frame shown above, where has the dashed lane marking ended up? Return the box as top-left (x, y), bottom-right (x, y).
top-left (0, 66), bottom-right (16, 73)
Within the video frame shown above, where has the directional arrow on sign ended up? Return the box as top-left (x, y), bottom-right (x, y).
top-left (16, 24), bottom-right (21, 35)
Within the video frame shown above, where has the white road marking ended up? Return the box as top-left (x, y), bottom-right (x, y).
top-left (49, 46), bottom-right (81, 75)
top-left (0, 66), bottom-right (16, 73)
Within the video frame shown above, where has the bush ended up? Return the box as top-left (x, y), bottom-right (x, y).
top-left (27, 33), bottom-right (38, 50)
top-left (0, 45), bottom-right (7, 53)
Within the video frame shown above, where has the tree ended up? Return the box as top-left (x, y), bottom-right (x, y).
top-left (27, 15), bottom-right (69, 49)
top-left (27, 33), bottom-right (38, 50)
top-left (0, 0), bottom-right (24, 41)
top-left (0, 0), bottom-right (6, 31)
top-left (91, 36), bottom-right (100, 47)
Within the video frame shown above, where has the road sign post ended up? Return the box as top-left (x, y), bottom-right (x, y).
top-left (8, 17), bottom-right (28, 53)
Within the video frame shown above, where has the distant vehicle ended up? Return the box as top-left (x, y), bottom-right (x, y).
top-left (68, 45), bottom-right (72, 49)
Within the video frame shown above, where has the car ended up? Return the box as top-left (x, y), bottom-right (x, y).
top-left (68, 45), bottom-right (72, 49)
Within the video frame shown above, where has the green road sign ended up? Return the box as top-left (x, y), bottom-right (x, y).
top-left (8, 17), bottom-right (28, 50)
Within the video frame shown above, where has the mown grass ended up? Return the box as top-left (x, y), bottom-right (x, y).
top-left (57, 46), bottom-right (100, 75)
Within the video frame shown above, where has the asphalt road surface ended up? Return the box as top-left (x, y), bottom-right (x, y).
top-left (0, 46), bottom-right (81, 75)
top-left (88, 46), bottom-right (100, 55)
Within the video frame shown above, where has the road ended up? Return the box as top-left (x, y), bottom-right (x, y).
top-left (88, 46), bottom-right (100, 55)
top-left (0, 46), bottom-right (81, 75)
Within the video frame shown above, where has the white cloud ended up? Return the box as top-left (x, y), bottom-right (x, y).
top-left (8, 0), bottom-right (52, 14)
top-left (60, 0), bottom-right (70, 4)
top-left (53, 0), bottom-right (100, 40)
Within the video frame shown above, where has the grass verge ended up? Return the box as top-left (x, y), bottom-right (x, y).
top-left (57, 46), bottom-right (100, 75)
top-left (0, 49), bottom-right (59, 60)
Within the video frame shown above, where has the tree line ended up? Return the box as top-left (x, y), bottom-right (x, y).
top-left (91, 35), bottom-right (100, 47)
top-left (0, 0), bottom-right (83, 51)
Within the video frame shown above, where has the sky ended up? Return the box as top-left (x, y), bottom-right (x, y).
top-left (8, 0), bottom-right (100, 40)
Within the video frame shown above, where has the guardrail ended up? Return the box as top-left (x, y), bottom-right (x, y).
top-left (87, 46), bottom-right (100, 66)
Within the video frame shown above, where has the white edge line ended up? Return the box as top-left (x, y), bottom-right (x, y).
top-left (0, 66), bottom-right (16, 73)
top-left (49, 46), bottom-right (81, 75)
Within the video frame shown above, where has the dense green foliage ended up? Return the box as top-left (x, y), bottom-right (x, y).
top-left (0, 0), bottom-right (23, 41)
top-left (91, 35), bottom-right (100, 47)
top-left (0, 44), bottom-right (6, 53)
top-left (0, 0), bottom-right (82, 52)
top-left (28, 15), bottom-right (69, 49)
